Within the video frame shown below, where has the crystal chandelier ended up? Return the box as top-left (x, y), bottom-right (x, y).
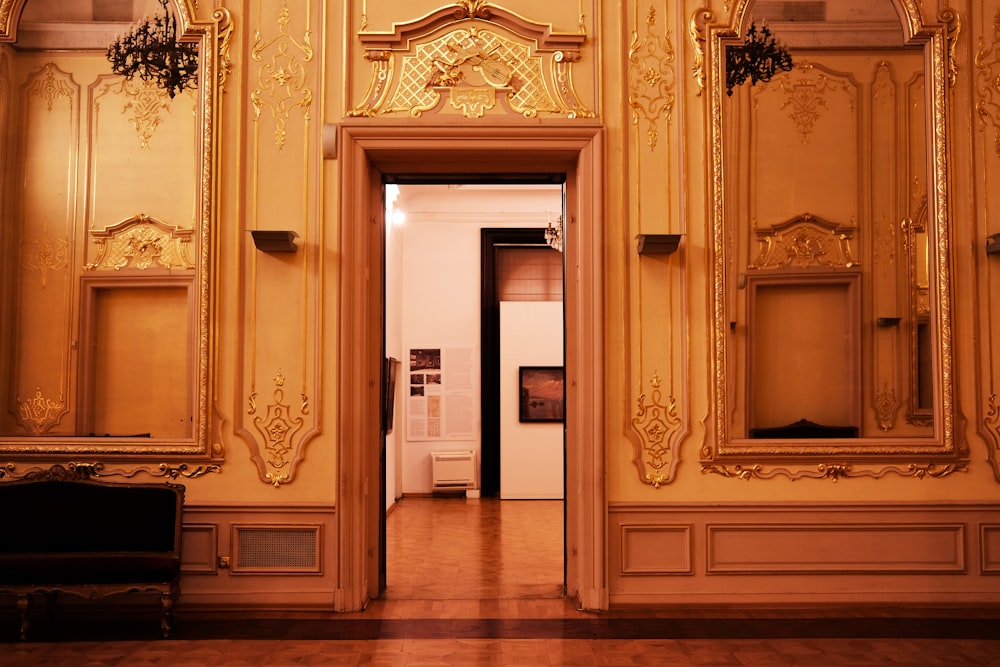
top-left (106, 0), bottom-right (199, 98)
top-left (545, 215), bottom-right (563, 253)
top-left (726, 21), bottom-right (792, 96)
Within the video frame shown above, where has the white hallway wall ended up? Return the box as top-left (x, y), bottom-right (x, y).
top-left (391, 184), bottom-right (563, 495)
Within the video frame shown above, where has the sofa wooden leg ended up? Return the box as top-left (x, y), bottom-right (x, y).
top-left (16, 593), bottom-right (30, 641)
top-left (160, 592), bottom-right (174, 638)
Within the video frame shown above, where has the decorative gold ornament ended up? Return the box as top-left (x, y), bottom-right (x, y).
top-left (974, 9), bottom-right (1000, 158)
top-left (85, 214), bottom-right (195, 271)
top-left (251, 0), bottom-right (314, 150)
top-left (986, 394), bottom-right (1000, 482)
top-left (628, 5), bottom-right (676, 150)
top-left (20, 232), bottom-right (69, 288)
top-left (349, 4), bottom-right (592, 120)
top-left (873, 382), bottom-right (897, 432)
top-left (116, 77), bottom-right (174, 148)
top-left (631, 372), bottom-right (681, 487)
top-left (17, 387), bottom-right (65, 435)
top-left (248, 371), bottom-right (307, 487)
top-left (748, 213), bottom-right (858, 270)
top-left (27, 62), bottom-right (73, 111)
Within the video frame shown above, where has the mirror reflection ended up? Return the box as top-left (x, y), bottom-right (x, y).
top-left (0, 0), bottom-right (209, 452)
top-left (715, 0), bottom-right (951, 448)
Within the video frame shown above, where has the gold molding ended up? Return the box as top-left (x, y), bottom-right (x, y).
top-left (701, 461), bottom-right (967, 481)
top-left (349, 2), bottom-right (593, 119)
top-left (630, 372), bottom-right (681, 487)
top-left (0, 460), bottom-right (220, 480)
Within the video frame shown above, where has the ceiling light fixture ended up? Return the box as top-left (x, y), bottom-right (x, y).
top-left (726, 21), bottom-right (793, 96)
top-left (106, 0), bottom-right (198, 98)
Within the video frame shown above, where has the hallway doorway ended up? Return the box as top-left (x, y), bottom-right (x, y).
top-left (382, 183), bottom-right (565, 601)
top-left (337, 123), bottom-right (606, 612)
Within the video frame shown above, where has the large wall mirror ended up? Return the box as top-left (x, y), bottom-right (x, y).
top-left (700, 0), bottom-right (963, 476)
top-left (0, 0), bottom-right (227, 464)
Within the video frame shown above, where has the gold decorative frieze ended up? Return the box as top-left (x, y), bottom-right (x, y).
top-left (251, 0), bottom-right (314, 150)
top-left (20, 231), bottom-right (68, 288)
top-left (248, 371), bottom-right (308, 487)
top-left (975, 8), bottom-right (1000, 158)
top-left (628, 4), bottom-right (676, 149)
top-left (85, 214), bottom-right (195, 271)
top-left (702, 461), bottom-right (967, 481)
top-left (17, 387), bottom-right (65, 435)
top-left (0, 461), bottom-right (220, 481)
top-left (748, 213), bottom-right (858, 269)
top-left (349, 2), bottom-right (593, 119)
top-left (631, 372), bottom-right (681, 487)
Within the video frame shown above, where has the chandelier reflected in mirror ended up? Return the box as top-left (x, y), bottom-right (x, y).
top-left (106, 0), bottom-right (198, 98)
top-left (726, 21), bottom-right (792, 96)
top-left (545, 214), bottom-right (564, 253)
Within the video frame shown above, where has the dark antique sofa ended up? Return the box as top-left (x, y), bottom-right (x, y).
top-left (0, 464), bottom-right (185, 639)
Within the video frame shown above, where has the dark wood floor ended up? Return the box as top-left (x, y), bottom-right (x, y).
top-left (3, 497), bottom-right (999, 665)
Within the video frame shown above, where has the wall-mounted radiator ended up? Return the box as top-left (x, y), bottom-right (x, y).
top-left (431, 450), bottom-right (476, 491)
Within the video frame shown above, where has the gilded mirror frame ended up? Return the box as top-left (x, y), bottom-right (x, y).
top-left (697, 1), bottom-right (965, 479)
top-left (0, 0), bottom-right (229, 469)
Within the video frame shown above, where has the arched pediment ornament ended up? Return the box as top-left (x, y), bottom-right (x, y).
top-left (748, 213), bottom-right (859, 270)
top-left (349, 1), bottom-right (593, 119)
top-left (84, 214), bottom-right (195, 271)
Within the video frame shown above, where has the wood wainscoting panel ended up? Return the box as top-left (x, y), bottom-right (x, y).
top-left (706, 523), bottom-right (965, 574)
top-left (982, 524), bottom-right (1000, 574)
top-left (620, 525), bottom-right (692, 575)
top-left (181, 523), bottom-right (219, 574)
top-left (178, 504), bottom-right (337, 610)
top-left (608, 503), bottom-right (1000, 606)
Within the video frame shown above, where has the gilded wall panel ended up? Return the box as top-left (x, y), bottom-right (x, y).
top-left (975, 2), bottom-right (1000, 479)
top-left (237, 0), bottom-right (321, 487)
top-left (624, 2), bottom-right (688, 487)
top-left (8, 62), bottom-right (78, 437)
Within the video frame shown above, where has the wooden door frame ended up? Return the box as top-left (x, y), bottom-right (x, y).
top-left (337, 121), bottom-right (607, 612)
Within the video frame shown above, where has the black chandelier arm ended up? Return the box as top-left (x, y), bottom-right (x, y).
top-left (725, 21), bottom-right (793, 96)
top-left (106, 0), bottom-right (199, 98)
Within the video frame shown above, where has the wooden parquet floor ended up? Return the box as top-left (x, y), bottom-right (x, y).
top-left (2, 497), bottom-right (999, 665)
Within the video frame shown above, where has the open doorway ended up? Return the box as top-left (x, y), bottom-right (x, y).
top-left (381, 183), bottom-right (565, 600)
top-left (336, 123), bottom-right (606, 612)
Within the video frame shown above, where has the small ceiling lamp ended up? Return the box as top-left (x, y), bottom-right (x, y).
top-left (545, 214), bottom-right (563, 253)
top-left (726, 21), bottom-right (792, 96)
top-left (106, 0), bottom-right (199, 98)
